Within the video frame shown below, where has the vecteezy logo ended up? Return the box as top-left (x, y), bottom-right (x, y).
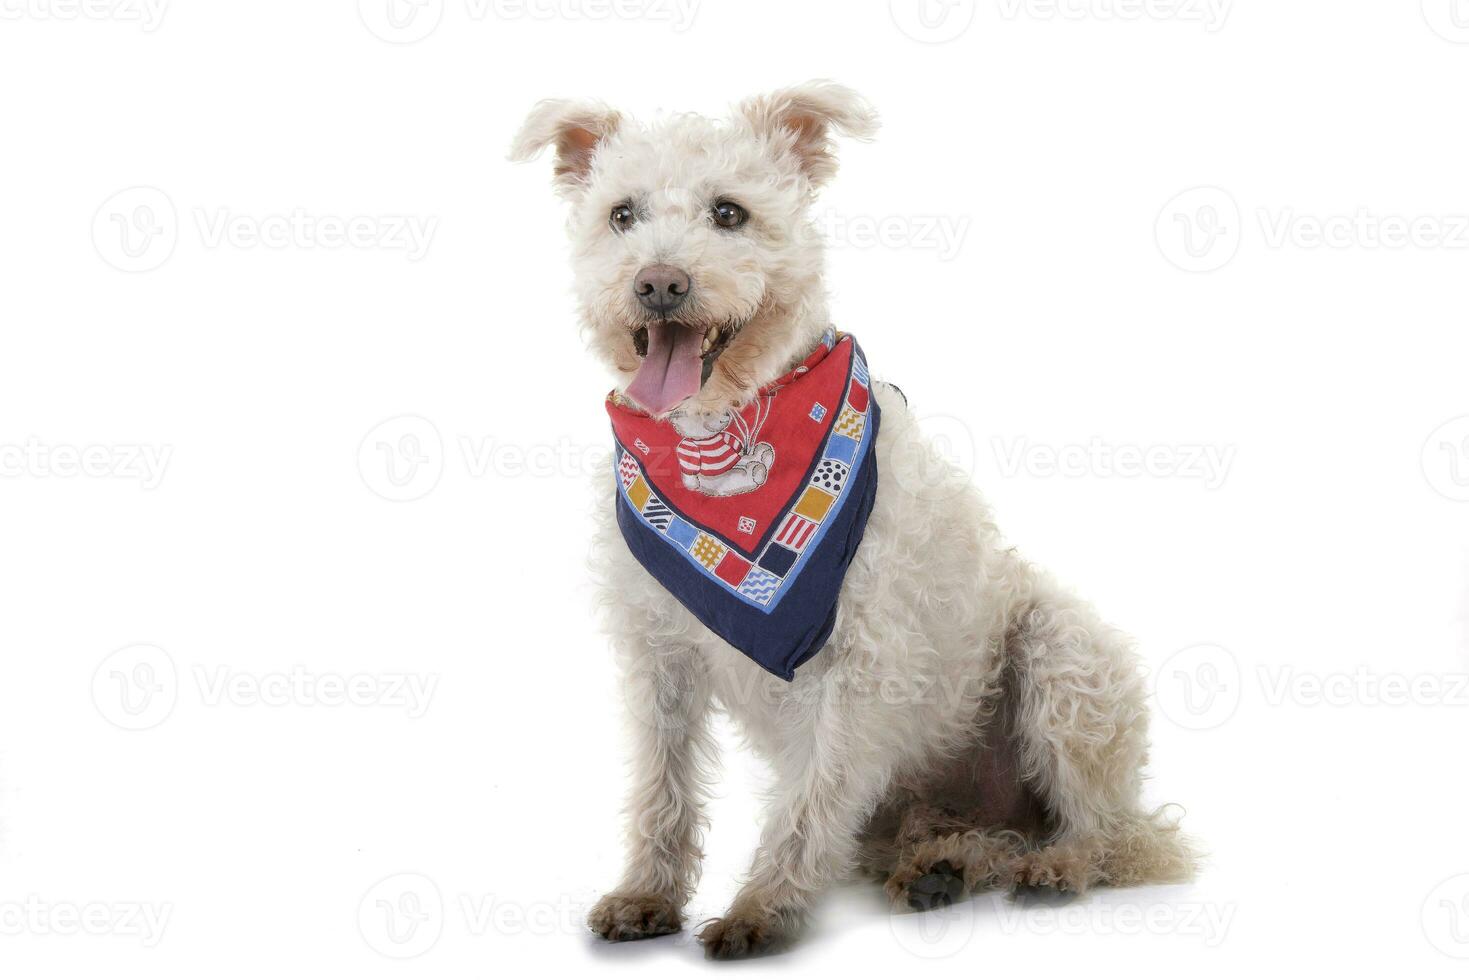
top-left (1423, 874), bottom-right (1469, 958)
top-left (1422, 416), bottom-right (1469, 502)
top-left (91, 644), bottom-right (179, 730)
top-left (357, 0), bottom-right (444, 43)
top-left (890, 413), bottom-right (976, 502)
top-left (357, 415), bottom-right (444, 502)
top-left (890, 0), bottom-right (976, 43)
top-left (1423, 0), bottom-right (1469, 42)
top-left (1155, 186), bottom-right (1241, 273)
top-left (92, 186), bottom-right (178, 273)
top-left (357, 873), bottom-right (444, 958)
top-left (1153, 643), bottom-right (1240, 731)
top-left (888, 892), bottom-right (978, 958)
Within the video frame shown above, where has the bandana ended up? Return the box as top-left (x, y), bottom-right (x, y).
top-left (607, 330), bottom-right (880, 680)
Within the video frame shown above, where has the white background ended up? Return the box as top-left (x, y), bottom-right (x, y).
top-left (2, 0), bottom-right (1468, 975)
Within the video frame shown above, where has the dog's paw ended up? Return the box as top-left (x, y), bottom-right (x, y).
top-left (905, 860), bottom-right (967, 911)
top-left (887, 859), bottom-right (968, 912)
top-left (587, 893), bottom-right (682, 942)
top-left (1009, 849), bottom-right (1094, 894)
top-left (696, 910), bottom-right (792, 960)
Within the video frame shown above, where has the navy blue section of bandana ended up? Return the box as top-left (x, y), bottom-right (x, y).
top-left (612, 338), bottom-right (880, 680)
top-left (616, 397), bottom-right (879, 680)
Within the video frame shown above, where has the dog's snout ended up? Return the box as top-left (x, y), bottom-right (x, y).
top-left (634, 264), bottom-right (692, 316)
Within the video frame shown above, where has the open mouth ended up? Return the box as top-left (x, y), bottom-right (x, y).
top-left (627, 320), bottom-right (741, 416)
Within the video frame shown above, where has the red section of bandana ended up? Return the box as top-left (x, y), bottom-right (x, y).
top-left (713, 551), bottom-right (752, 586)
top-left (607, 335), bottom-right (852, 553)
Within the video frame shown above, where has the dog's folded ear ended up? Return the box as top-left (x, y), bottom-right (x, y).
top-left (738, 81), bottom-right (878, 189)
top-left (508, 99), bottom-right (621, 196)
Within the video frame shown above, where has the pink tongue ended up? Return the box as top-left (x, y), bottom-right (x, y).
top-left (626, 322), bottom-right (704, 416)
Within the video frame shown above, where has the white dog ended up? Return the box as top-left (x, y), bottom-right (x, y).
top-left (512, 81), bottom-right (1193, 960)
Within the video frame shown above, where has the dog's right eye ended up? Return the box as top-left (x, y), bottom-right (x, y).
top-left (609, 204), bottom-right (636, 232)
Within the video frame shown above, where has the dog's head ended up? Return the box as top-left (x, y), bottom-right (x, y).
top-left (510, 81), bottom-right (877, 417)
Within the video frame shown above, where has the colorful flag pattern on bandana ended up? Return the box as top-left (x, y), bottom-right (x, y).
top-left (606, 330), bottom-right (880, 680)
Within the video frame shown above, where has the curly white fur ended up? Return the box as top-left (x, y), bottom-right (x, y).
top-left (512, 81), bottom-right (1193, 960)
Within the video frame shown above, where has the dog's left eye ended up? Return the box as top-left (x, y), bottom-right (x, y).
top-left (712, 201), bottom-right (748, 229)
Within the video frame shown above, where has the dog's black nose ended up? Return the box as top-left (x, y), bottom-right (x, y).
top-left (634, 264), bottom-right (691, 316)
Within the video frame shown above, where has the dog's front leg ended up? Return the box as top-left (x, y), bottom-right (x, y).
top-left (588, 646), bottom-right (715, 942)
top-left (698, 681), bottom-right (892, 959)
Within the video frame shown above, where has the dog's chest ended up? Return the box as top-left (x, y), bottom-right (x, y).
top-left (704, 642), bottom-right (835, 748)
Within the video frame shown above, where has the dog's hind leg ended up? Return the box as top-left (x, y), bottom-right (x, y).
top-left (1005, 576), bottom-right (1196, 892)
top-left (880, 804), bottom-right (1029, 910)
top-left (1009, 817), bottom-right (1192, 891)
top-left (870, 675), bottom-right (1047, 910)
